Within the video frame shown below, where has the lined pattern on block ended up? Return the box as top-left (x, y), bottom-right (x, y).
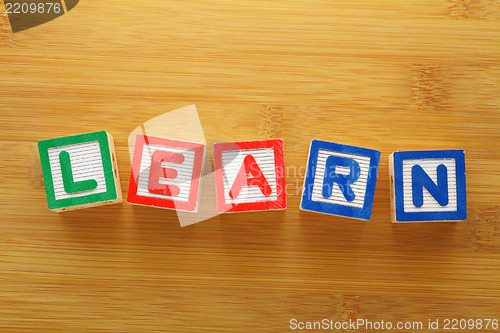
top-left (311, 150), bottom-right (371, 208)
top-left (48, 141), bottom-right (107, 200)
top-left (335, 165), bottom-right (351, 176)
top-left (136, 144), bottom-right (195, 202)
top-left (222, 148), bottom-right (277, 204)
top-left (403, 158), bottom-right (457, 212)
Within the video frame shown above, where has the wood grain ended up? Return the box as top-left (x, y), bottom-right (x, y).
top-left (0, 0), bottom-right (499, 332)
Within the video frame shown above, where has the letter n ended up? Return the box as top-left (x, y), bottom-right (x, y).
top-left (411, 164), bottom-right (448, 207)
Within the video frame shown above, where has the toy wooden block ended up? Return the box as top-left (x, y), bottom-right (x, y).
top-left (38, 131), bottom-right (122, 212)
top-left (389, 149), bottom-right (467, 223)
top-left (127, 135), bottom-right (205, 212)
top-left (213, 139), bottom-right (286, 213)
top-left (300, 140), bottom-right (380, 220)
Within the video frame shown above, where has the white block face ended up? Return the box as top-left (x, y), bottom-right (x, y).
top-left (402, 158), bottom-right (457, 212)
top-left (221, 148), bottom-right (277, 204)
top-left (136, 144), bottom-right (195, 202)
top-left (48, 141), bottom-right (107, 200)
top-left (311, 150), bottom-right (371, 208)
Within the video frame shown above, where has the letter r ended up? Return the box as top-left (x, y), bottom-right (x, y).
top-left (322, 155), bottom-right (361, 202)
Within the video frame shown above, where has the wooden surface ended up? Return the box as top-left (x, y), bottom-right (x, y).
top-left (1, 1), bottom-right (499, 332)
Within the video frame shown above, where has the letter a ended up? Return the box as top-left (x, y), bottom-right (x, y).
top-left (229, 155), bottom-right (272, 199)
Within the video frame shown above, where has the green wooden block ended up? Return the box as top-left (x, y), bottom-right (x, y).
top-left (38, 131), bottom-right (122, 212)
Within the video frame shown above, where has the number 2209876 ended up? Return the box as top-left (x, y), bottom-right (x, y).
top-left (443, 319), bottom-right (498, 330)
top-left (5, 2), bottom-right (62, 14)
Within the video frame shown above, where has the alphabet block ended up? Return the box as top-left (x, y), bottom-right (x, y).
top-left (389, 149), bottom-right (467, 223)
top-left (127, 135), bottom-right (205, 212)
top-left (38, 131), bottom-right (122, 212)
top-left (213, 139), bottom-right (286, 213)
top-left (300, 140), bottom-right (380, 220)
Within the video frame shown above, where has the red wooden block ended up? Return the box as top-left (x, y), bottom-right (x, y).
top-left (213, 139), bottom-right (286, 213)
top-left (127, 135), bottom-right (205, 212)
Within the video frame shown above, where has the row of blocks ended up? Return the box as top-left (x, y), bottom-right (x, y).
top-left (38, 131), bottom-right (467, 222)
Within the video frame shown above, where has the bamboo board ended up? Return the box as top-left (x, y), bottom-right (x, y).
top-left (0, 0), bottom-right (499, 332)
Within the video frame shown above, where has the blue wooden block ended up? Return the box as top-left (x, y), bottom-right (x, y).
top-left (389, 150), bottom-right (467, 223)
top-left (300, 140), bottom-right (381, 220)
